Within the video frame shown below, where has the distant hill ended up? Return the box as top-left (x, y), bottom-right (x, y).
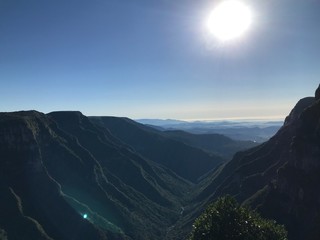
top-left (136, 119), bottom-right (188, 126)
top-left (160, 130), bottom-right (258, 159)
top-left (90, 116), bottom-right (225, 182)
top-left (137, 119), bottom-right (282, 142)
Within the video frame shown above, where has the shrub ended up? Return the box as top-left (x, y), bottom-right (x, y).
top-left (189, 195), bottom-right (287, 240)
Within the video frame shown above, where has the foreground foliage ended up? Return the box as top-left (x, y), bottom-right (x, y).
top-left (189, 196), bottom-right (287, 240)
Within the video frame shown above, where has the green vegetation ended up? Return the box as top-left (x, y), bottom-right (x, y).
top-left (189, 196), bottom-right (287, 240)
top-left (0, 229), bottom-right (8, 240)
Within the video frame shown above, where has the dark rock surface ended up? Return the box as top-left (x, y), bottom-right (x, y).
top-left (315, 84), bottom-right (320, 100)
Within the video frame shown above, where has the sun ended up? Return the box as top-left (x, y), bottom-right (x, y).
top-left (207, 0), bottom-right (253, 41)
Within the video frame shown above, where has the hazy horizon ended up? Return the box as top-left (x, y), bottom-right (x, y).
top-left (1, 0), bottom-right (319, 119)
top-left (136, 116), bottom-right (285, 122)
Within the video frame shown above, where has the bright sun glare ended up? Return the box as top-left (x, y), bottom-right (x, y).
top-left (207, 0), bottom-right (252, 41)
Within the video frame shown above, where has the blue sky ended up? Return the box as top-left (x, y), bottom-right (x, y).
top-left (1, 0), bottom-right (319, 120)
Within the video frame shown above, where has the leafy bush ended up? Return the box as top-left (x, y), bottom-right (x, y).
top-left (189, 195), bottom-right (287, 240)
top-left (0, 229), bottom-right (7, 240)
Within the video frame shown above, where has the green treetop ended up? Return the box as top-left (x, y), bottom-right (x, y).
top-left (189, 195), bottom-right (287, 240)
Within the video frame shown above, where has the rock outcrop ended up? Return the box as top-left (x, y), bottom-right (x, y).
top-left (315, 84), bottom-right (320, 100)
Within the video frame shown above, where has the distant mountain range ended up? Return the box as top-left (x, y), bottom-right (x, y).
top-left (136, 119), bottom-right (283, 143)
top-left (1, 85), bottom-right (320, 240)
top-left (136, 119), bottom-right (189, 126)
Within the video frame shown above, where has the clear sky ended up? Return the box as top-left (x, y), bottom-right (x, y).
top-left (0, 0), bottom-right (319, 120)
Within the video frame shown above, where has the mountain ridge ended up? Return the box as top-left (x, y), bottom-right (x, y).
top-left (1, 85), bottom-right (320, 240)
top-left (0, 110), bottom-right (193, 240)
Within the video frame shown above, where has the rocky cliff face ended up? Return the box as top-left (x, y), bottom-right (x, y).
top-left (258, 88), bottom-right (320, 240)
top-left (0, 111), bottom-right (108, 240)
top-left (0, 111), bottom-right (192, 240)
top-left (180, 85), bottom-right (320, 240)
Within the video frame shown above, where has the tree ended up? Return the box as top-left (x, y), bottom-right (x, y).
top-left (189, 195), bottom-right (287, 240)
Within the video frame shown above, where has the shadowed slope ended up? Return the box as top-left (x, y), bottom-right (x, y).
top-left (161, 130), bottom-right (258, 159)
top-left (0, 111), bottom-right (108, 240)
top-left (169, 93), bottom-right (319, 239)
top-left (90, 116), bottom-right (225, 182)
top-left (0, 111), bottom-right (192, 240)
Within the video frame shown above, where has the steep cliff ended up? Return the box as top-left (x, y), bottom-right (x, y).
top-left (0, 111), bottom-right (108, 240)
top-left (174, 85), bottom-right (320, 240)
top-left (0, 111), bottom-right (192, 240)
